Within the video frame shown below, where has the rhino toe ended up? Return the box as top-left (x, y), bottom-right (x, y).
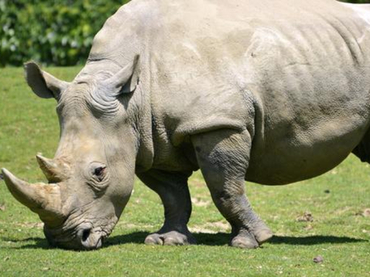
top-left (251, 221), bottom-right (273, 244)
top-left (230, 233), bottom-right (259, 249)
top-left (144, 231), bottom-right (196, 246)
top-left (144, 233), bottom-right (164, 245)
top-left (254, 228), bottom-right (273, 244)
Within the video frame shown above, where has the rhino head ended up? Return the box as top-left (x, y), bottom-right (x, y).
top-left (2, 58), bottom-right (142, 250)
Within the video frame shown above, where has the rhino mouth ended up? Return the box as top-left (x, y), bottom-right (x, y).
top-left (44, 224), bottom-right (110, 250)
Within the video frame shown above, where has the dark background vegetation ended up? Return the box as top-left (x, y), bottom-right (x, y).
top-left (0, 0), bottom-right (368, 67)
top-left (0, 0), bottom-right (128, 66)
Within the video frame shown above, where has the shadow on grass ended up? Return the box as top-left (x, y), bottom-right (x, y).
top-left (105, 231), bottom-right (150, 246)
top-left (1, 236), bottom-right (50, 249)
top-left (269, 235), bottom-right (366, 245)
top-left (2, 232), bottom-right (367, 250)
top-left (104, 232), bottom-right (367, 247)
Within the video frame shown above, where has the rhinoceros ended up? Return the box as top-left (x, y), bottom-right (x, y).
top-left (2, 0), bottom-right (370, 250)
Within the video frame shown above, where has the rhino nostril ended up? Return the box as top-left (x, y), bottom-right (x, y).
top-left (81, 228), bottom-right (91, 242)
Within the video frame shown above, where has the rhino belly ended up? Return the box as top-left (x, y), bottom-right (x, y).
top-left (245, 66), bottom-right (370, 185)
top-left (246, 105), bottom-right (370, 185)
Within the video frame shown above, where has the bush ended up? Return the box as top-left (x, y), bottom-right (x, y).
top-left (344, 0), bottom-right (370, 2)
top-left (0, 0), bottom-right (128, 66)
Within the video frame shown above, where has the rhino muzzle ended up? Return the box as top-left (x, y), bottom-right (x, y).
top-left (44, 223), bottom-right (106, 250)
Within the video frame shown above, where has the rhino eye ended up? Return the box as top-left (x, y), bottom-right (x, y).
top-left (92, 166), bottom-right (106, 181)
top-left (94, 166), bottom-right (105, 176)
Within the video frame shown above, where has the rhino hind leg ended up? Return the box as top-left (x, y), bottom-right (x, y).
top-left (137, 169), bottom-right (196, 246)
top-left (191, 129), bottom-right (273, 248)
top-left (352, 129), bottom-right (370, 163)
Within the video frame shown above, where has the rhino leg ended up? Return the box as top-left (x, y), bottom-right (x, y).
top-left (352, 129), bottom-right (370, 163)
top-left (191, 129), bottom-right (273, 248)
top-left (137, 169), bottom-right (196, 245)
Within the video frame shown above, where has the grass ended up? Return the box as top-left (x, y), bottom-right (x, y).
top-left (0, 67), bottom-right (369, 276)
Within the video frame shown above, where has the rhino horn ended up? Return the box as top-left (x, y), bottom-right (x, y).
top-left (36, 154), bottom-right (70, 183)
top-left (1, 168), bottom-right (64, 225)
top-left (36, 154), bottom-right (61, 183)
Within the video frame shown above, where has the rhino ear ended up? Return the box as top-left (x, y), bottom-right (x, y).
top-left (105, 55), bottom-right (140, 95)
top-left (24, 61), bottom-right (69, 99)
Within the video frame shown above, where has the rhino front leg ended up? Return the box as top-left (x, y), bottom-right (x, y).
top-left (191, 129), bottom-right (273, 248)
top-left (137, 169), bottom-right (196, 245)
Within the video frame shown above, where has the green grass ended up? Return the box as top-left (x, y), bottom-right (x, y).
top-left (0, 67), bottom-right (369, 276)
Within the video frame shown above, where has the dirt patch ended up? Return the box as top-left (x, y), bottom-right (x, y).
top-left (189, 179), bottom-right (205, 188)
top-left (296, 212), bottom-right (313, 222)
top-left (191, 197), bottom-right (211, 207)
top-left (190, 227), bottom-right (218, 234)
top-left (190, 221), bottom-right (230, 234)
top-left (313, 255), bottom-right (324, 263)
top-left (362, 208), bottom-right (370, 217)
top-left (18, 222), bottom-right (44, 228)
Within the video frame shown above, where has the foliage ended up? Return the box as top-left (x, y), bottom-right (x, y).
top-left (343, 0), bottom-right (370, 2)
top-left (0, 67), bottom-right (369, 276)
top-left (0, 0), bottom-right (128, 66)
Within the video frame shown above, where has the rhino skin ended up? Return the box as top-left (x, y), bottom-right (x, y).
top-left (2, 0), bottom-right (370, 250)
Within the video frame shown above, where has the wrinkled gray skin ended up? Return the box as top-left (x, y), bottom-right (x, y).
top-left (2, 0), bottom-right (370, 250)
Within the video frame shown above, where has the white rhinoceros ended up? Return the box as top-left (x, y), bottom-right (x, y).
top-left (2, 0), bottom-right (370, 250)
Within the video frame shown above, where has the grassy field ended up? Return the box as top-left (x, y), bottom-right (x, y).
top-left (0, 67), bottom-right (369, 276)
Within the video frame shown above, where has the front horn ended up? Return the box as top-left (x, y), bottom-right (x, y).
top-left (1, 168), bottom-right (64, 225)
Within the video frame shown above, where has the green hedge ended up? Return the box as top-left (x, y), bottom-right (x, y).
top-left (343, 0), bottom-right (370, 2)
top-left (0, 0), bottom-right (368, 66)
top-left (0, 0), bottom-right (128, 66)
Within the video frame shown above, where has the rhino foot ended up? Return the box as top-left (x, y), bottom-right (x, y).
top-left (144, 231), bottom-right (196, 246)
top-left (230, 223), bottom-right (273, 249)
top-left (231, 236), bottom-right (259, 249)
top-left (230, 230), bottom-right (259, 249)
